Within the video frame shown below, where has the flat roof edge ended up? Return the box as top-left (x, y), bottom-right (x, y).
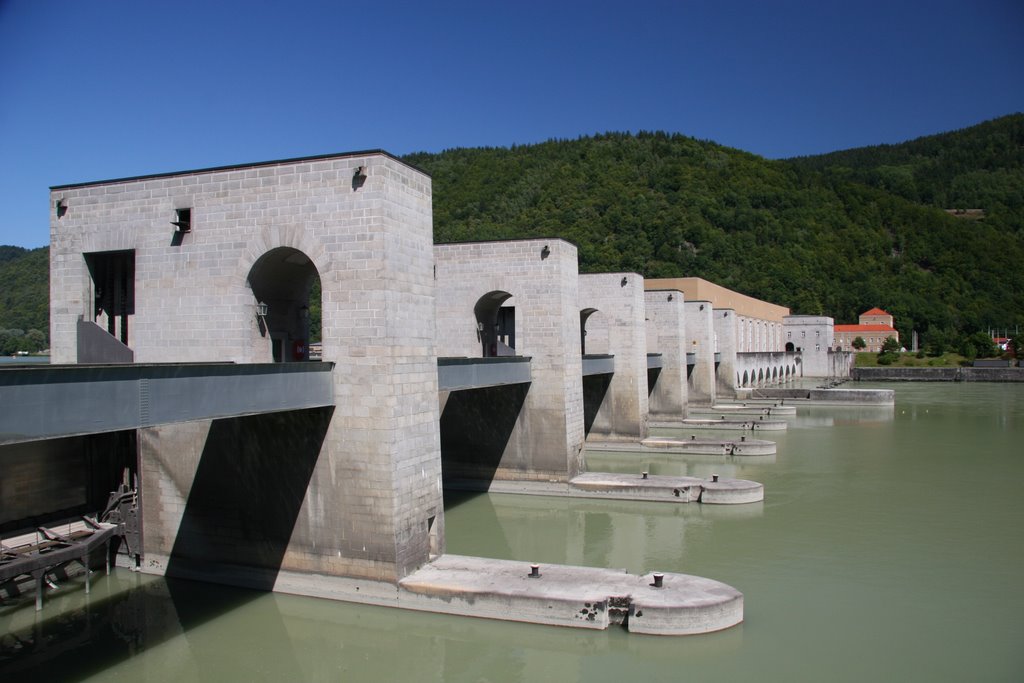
top-left (50, 149), bottom-right (428, 190)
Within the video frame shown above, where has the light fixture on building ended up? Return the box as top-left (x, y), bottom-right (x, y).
top-left (700, 304), bottom-right (704, 311)
top-left (55, 198), bottom-right (67, 218)
top-left (620, 277), bottom-right (628, 287)
top-left (667, 293), bottom-right (673, 301)
top-left (255, 301), bottom-right (268, 318)
top-left (541, 245), bottom-right (550, 259)
top-left (354, 166), bottom-right (367, 180)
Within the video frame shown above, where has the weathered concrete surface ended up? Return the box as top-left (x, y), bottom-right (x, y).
top-left (434, 240), bottom-right (585, 482)
top-left (684, 301), bottom-right (716, 405)
top-left (586, 436), bottom-right (776, 456)
top-left (126, 552), bottom-right (744, 635)
top-left (644, 290), bottom-right (688, 420)
top-left (569, 472), bottom-right (763, 504)
top-left (399, 554), bottom-right (744, 635)
top-left (852, 367), bottom-right (1024, 382)
top-left (689, 404), bottom-right (797, 417)
top-left (756, 387), bottom-right (895, 404)
top-left (653, 417), bottom-right (788, 431)
top-left (445, 471), bottom-right (764, 505)
top-left (579, 273), bottom-right (649, 441)
top-left (53, 152), bottom-right (444, 584)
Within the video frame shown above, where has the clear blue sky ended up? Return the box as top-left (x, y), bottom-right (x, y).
top-left (1, 0), bottom-right (1021, 248)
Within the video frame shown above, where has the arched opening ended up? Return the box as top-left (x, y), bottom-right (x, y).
top-left (757, 368), bottom-right (764, 386)
top-left (474, 290), bottom-right (515, 357)
top-left (580, 308), bottom-right (599, 355)
top-left (742, 370), bottom-right (749, 387)
top-left (247, 247), bottom-right (320, 362)
top-left (785, 341), bottom-right (795, 353)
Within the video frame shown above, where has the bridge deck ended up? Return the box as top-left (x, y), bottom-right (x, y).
top-left (0, 362), bottom-right (335, 445)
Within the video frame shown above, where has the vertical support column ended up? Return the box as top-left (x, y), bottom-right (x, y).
top-left (685, 301), bottom-right (716, 406)
top-left (714, 309), bottom-right (738, 399)
top-left (434, 240), bottom-right (585, 481)
top-left (644, 289), bottom-right (687, 420)
top-left (579, 273), bottom-right (649, 441)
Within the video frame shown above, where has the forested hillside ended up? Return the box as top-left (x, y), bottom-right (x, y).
top-left (787, 114), bottom-right (1024, 235)
top-left (0, 246), bottom-right (49, 353)
top-left (407, 120), bottom-right (1024, 344)
top-left (2, 116), bottom-right (1021, 353)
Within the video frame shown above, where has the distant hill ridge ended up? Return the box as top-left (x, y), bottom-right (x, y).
top-left (2, 114), bottom-right (1022, 349)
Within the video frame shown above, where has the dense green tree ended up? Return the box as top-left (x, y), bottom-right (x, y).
top-left (852, 336), bottom-right (866, 350)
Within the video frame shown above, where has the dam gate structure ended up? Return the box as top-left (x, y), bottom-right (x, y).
top-left (45, 151), bottom-right (443, 586)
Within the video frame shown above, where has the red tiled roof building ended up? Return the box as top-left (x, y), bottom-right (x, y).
top-left (834, 308), bottom-right (899, 352)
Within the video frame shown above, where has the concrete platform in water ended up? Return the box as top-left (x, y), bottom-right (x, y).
top-left (587, 435), bottom-right (776, 456)
top-left (397, 554), bottom-right (743, 635)
top-left (451, 472), bottom-right (764, 505)
top-left (651, 416), bottom-right (788, 431)
top-left (689, 403), bottom-right (797, 417)
top-left (740, 387), bottom-right (894, 406)
top-left (140, 554), bottom-right (744, 637)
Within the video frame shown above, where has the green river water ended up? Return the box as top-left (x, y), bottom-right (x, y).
top-left (2, 382), bottom-right (1022, 681)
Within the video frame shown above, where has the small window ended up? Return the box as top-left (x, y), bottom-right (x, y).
top-left (173, 208), bottom-right (192, 233)
top-left (816, 330), bottom-right (820, 337)
top-left (787, 331), bottom-right (792, 339)
top-left (815, 344), bottom-right (820, 351)
top-left (801, 331), bottom-right (806, 338)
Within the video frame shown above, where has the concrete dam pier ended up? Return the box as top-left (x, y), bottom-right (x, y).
top-left (3, 148), bottom-right (861, 634)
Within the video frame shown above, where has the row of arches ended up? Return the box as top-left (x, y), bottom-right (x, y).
top-left (736, 363), bottom-right (799, 388)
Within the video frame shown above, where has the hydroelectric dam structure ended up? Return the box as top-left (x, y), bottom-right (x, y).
top-left (0, 149), bottom-right (859, 634)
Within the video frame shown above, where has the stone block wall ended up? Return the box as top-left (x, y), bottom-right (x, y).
top-left (684, 301), bottom-right (716, 405)
top-left (713, 309), bottom-right (738, 398)
top-left (51, 152), bottom-right (442, 583)
top-left (433, 239), bottom-right (585, 480)
top-left (579, 273), bottom-right (648, 441)
top-left (643, 290), bottom-right (688, 419)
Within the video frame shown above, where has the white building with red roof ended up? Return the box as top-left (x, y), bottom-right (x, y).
top-left (834, 308), bottom-right (900, 353)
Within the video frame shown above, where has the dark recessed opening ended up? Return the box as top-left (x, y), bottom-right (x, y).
top-left (172, 208), bottom-right (192, 233)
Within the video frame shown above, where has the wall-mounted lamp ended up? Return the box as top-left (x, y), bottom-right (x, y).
top-left (724, 311), bottom-right (729, 317)
top-left (55, 198), bottom-right (67, 218)
top-left (255, 301), bottom-right (268, 318)
top-left (354, 166), bottom-right (367, 180)
top-left (699, 304), bottom-right (705, 311)
top-left (476, 321), bottom-right (484, 332)
top-left (667, 293), bottom-right (673, 301)
top-left (540, 245), bottom-right (550, 259)
top-left (620, 277), bottom-right (628, 287)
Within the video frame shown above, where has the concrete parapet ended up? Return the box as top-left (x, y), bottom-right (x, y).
top-left (712, 309), bottom-right (738, 398)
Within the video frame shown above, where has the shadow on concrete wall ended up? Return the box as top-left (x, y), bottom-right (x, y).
top-left (165, 407), bottom-right (332, 592)
top-left (582, 374), bottom-right (612, 437)
top-left (647, 367), bottom-right (661, 397)
top-left (439, 384), bottom-right (528, 487)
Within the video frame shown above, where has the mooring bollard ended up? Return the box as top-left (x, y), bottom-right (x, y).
top-left (652, 573), bottom-right (664, 588)
top-left (690, 435), bottom-right (696, 440)
top-left (642, 471), bottom-right (648, 479)
top-left (712, 474), bottom-right (720, 483)
top-left (741, 435), bottom-right (746, 442)
top-left (529, 564), bottom-right (541, 578)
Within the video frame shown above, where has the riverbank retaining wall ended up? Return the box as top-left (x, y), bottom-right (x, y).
top-left (852, 367), bottom-right (1024, 382)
